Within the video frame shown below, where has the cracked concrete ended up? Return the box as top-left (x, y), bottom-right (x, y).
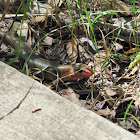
top-left (0, 61), bottom-right (139, 140)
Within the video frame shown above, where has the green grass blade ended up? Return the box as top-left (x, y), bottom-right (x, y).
top-left (7, 0), bottom-right (25, 65)
top-left (18, 0), bottom-right (31, 54)
top-left (7, 56), bottom-right (19, 65)
top-left (75, 0), bottom-right (88, 37)
top-left (127, 113), bottom-right (140, 126)
top-left (25, 62), bottom-right (29, 76)
top-left (82, 0), bottom-right (98, 52)
top-left (101, 26), bottom-right (122, 69)
top-left (122, 93), bottom-right (140, 128)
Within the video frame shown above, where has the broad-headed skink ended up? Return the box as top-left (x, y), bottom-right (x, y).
top-left (0, 31), bottom-right (94, 81)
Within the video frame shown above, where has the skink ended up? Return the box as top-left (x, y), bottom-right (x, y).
top-left (0, 31), bottom-right (94, 81)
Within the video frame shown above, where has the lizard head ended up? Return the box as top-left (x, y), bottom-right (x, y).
top-left (58, 63), bottom-right (94, 81)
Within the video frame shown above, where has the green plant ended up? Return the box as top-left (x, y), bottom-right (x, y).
top-left (122, 93), bottom-right (140, 128)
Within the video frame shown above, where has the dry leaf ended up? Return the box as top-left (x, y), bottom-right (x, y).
top-left (43, 36), bottom-right (53, 46)
top-left (134, 92), bottom-right (140, 108)
top-left (105, 87), bottom-right (117, 96)
top-left (34, 16), bottom-right (46, 23)
top-left (129, 65), bottom-right (139, 75)
top-left (17, 22), bottom-right (28, 41)
top-left (125, 48), bottom-right (140, 55)
top-left (78, 44), bottom-right (91, 60)
top-left (0, 0), bottom-right (15, 5)
top-left (31, 0), bottom-right (63, 23)
top-left (136, 130), bottom-right (140, 137)
top-left (17, 22), bottom-right (34, 47)
top-left (93, 51), bottom-right (106, 75)
top-left (97, 107), bottom-right (112, 116)
top-left (116, 0), bottom-right (130, 16)
top-left (48, 0), bottom-right (63, 7)
top-left (29, 2), bottom-right (52, 23)
top-left (60, 88), bottom-right (82, 106)
top-left (58, 11), bottom-right (72, 25)
top-left (30, 2), bottom-right (48, 14)
top-left (80, 37), bottom-right (96, 51)
top-left (93, 101), bottom-right (106, 110)
top-left (0, 43), bottom-right (8, 52)
top-left (113, 42), bottom-right (123, 52)
top-left (26, 29), bottom-right (34, 47)
top-left (66, 38), bottom-right (78, 64)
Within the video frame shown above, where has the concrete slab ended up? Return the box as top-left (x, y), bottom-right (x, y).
top-left (0, 61), bottom-right (139, 140)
